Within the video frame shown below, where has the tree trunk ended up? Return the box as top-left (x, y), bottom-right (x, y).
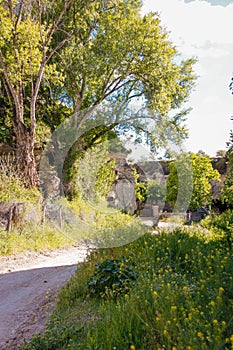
top-left (14, 120), bottom-right (39, 187)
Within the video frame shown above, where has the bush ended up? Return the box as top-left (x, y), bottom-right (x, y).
top-left (87, 257), bottom-right (137, 298)
top-left (0, 174), bottom-right (41, 205)
top-left (201, 210), bottom-right (233, 250)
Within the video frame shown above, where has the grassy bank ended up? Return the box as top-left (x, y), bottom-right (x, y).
top-left (0, 170), bottom-right (141, 255)
top-left (20, 212), bottom-right (233, 350)
top-left (0, 223), bottom-right (73, 255)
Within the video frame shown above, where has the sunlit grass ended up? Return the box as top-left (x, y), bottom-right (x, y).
top-left (20, 211), bottom-right (233, 350)
top-left (0, 223), bottom-right (73, 255)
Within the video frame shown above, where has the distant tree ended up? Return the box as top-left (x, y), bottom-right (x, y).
top-left (197, 150), bottom-right (207, 156)
top-left (166, 153), bottom-right (220, 211)
top-left (221, 117), bottom-right (233, 207)
top-left (230, 77), bottom-right (233, 94)
top-left (216, 150), bottom-right (227, 158)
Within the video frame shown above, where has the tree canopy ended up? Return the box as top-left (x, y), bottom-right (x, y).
top-left (0, 0), bottom-right (196, 187)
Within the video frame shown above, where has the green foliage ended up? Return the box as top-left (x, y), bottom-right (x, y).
top-left (0, 96), bottom-right (13, 144)
top-left (0, 223), bottom-right (72, 256)
top-left (34, 121), bottom-right (51, 148)
top-left (87, 257), bottom-right (137, 298)
top-left (0, 174), bottom-right (41, 205)
top-left (190, 153), bottom-right (220, 210)
top-left (20, 324), bottom-right (82, 350)
top-left (57, 196), bottom-right (145, 248)
top-left (0, 3), bottom-right (44, 82)
top-left (63, 126), bottom-right (118, 199)
top-left (20, 221), bottom-right (233, 350)
top-left (0, 167), bottom-right (72, 254)
top-left (0, 0), bottom-right (196, 187)
top-left (69, 142), bottom-right (115, 200)
top-left (201, 210), bottom-right (233, 250)
top-left (166, 153), bottom-right (193, 211)
top-left (133, 168), bottom-right (148, 203)
top-left (95, 159), bottom-right (116, 197)
top-left (166, 153), bottom-right (220, 211)
top-left (201, 210), bottom-right (233, 232)
top-left (221, 129), bottom-right (233, 207)
top-left (147, 179), bottom-right (167, 205)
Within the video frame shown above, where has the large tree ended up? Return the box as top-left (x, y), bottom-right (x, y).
top-left (0, 0), bottom-right (196, 187)
top-left (0, 0), bottom-right (73, 186)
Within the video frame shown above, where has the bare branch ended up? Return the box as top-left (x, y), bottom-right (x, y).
top-left (102, 79), bottom-right (133, 100)
top-left (6, 0), bottom-right (13, 20)
top-left (103, 76), bottom-right (122, 95)
top-left (14, 0), bottom-right (25, 29)
top-left (0, 50), bottom-right (17, 106)
top-left (127, 91), bottom-right (144, 100)
top-left (47, 0), bottom-right (72, 41)
top-left (101, 68), bottom-right (116, 94)
top-left (45, 36), bottom-right (70, 63)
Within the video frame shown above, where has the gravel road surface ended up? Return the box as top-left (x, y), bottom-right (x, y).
top-left (0, 246), bottom-right (87, 349)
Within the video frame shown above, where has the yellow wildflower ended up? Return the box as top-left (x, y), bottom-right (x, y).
top-left (171, 305), bottom-right (177, 311)
top-left (197, 332), bottom-right (204, 340)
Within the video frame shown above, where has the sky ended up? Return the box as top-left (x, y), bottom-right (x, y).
top-left (142, 0), bottom-right (233, 156)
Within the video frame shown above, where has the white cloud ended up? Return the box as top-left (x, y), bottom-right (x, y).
top-left (142, 0), bottom-right (233, 48)
top-left (185, 44), bottom-right (230, 58)
top-left (142, 0), bottom-right (233, 156)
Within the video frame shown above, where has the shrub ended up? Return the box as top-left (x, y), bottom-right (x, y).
top-left (0, 174), bottom-right (41, 205)
top-left (201, 210), bottom-right (233, 250)
top-left (87, 257), bottom-right (137, 298)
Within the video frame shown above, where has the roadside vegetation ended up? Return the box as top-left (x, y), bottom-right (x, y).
top-left (20, 211), bottom-right (233, 350)
top-left (0, 223), bottom-right (72, 255)
top-left (0, 146), bottom-right (144, 255)
top-left (0, 168), bottom-right (142, 255)
top-left (0, 0), bottom-right (233, 348)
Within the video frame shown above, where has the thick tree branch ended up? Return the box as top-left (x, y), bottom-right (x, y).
top-left (74, 76), bottom-right (86, 114)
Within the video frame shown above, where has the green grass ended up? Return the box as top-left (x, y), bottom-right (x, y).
top-left (52, 197), bottom-right (145, 248)
top-left (20, 211), bottom-right (233, 350)
top-left (0, 223), bottom-right (73, 255)
top-left (0, 175), bottom-right (142, 254)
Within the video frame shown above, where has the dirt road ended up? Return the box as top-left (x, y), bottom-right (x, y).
top-left (0, 246), bottom-right (88, 349)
